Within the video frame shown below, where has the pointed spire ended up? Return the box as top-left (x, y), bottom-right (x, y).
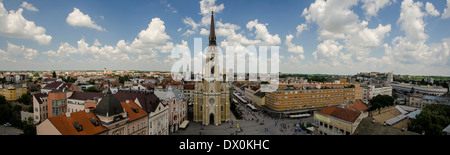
top-left (209, 10), bottom-right (217, 46)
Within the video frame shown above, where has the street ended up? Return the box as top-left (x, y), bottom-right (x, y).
top-left (177, 101), bottom-right (314, 135)
top-left (0, 125), bottom-right (24, 135)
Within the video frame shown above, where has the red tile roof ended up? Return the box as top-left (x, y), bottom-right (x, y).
top-left (345, 99), bottom-right (368, 112)
top-left (120, 100), bottom-right (148, 122)
top-left (48, 110), bottom-right (107, 135)
top-left (318, 106), bottom-right (361, 123)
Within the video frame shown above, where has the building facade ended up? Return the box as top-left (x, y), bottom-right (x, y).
top-left (264, 83), bottom-right (363, 117)
top-left (32, 93), bottom-right (48, 124)
top-left (155, 86), bottom-right (187, 132)
top-left (0, 83), bottom-right (27, 101)
top-left (314, 106), bottom-right (367, 135)
top-left (193, 11), bottom-right (230, 126)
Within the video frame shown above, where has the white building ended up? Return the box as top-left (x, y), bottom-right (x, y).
top-left (148, 102), bottom-right (169, 135)
top-left (362, 85), bottom-right (392, 104)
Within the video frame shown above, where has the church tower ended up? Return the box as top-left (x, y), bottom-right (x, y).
top-left (193, 10), bottom-right (230, 126)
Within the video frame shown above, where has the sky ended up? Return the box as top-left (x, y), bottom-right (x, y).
top-left (1, 0), bottom-right (450, 76)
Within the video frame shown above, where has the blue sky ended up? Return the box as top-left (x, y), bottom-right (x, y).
top-left (1, 0), bottom-right (450, 76)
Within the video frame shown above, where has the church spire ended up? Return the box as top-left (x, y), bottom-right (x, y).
top-left (209, 10), bottom-right (216, 46)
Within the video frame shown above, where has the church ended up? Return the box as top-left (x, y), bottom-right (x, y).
top-left (193, 10), bottom-right (230, 126)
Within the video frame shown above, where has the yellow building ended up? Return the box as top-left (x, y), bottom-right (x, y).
top-left (264, 82), bottom-right (363, 117)
top-left (253, 91), bottom-right (265, 108)
top-left (0, 83), bottom-right (27, 101)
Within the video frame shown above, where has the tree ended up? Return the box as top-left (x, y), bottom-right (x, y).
top-left (0, 104), bottom-right (12, 124)
top-left (0, 95), bottom-right (7, 105)
top-left (33, 72), bottom-right (39, 77)
top-left (52, 71), bottom-right (56, 78)
top-left (17, 94), bottom-right (32, 105)
top-left (84, 87), bottom-right (101, 93)
top-left (368, 95), bottom-right (394, 111)
top-left (408, 104), bottom-right (450, 135)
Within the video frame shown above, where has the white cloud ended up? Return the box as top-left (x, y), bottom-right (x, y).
top-left (66, 8), bottom-right (105, 31)
top-left (442, 0), bottom-right (450, 19)
top-left (285, 34), bottom-right (305, 60)
top-left (0, 2), bottom-right (52, 45)
top-left (6, 42), bottom-right (38, 60)
top-left (303, 0), bottom-right (391, 61)
top-left (302, 0), bottom-right (360, 40)
top-left (312, 40), bottom-right (343, 60)
top-left (20, 2), bottom-right (39, 12)
top-left (130, 17), bottom-right (174, 54)
top-left (246, 19), bottom-right (281, 45)
top-left (0, 48), bottom-right (14, 62)
top-left (397, 0), bottom-right (427, 43)
top-left (296, 24), bottom-right (307, 37)
top-left (384, 0), bottom-right (450, 67)
top-left (181, 0), bottom-right (224, 36)
top-left (345, 21), bottom-right (391, 60)
top-left (425, 2), bottom-right (439, 17)
top-left (361, 0), bottom-right (392, 18)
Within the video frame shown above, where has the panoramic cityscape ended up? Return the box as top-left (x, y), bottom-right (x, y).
top-left (1, 0), bottom-right (450, 139)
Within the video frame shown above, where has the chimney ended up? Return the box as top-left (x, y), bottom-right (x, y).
top-left (85, 108), bottom-right (90, 114)
top-left (66, 112), bottom-right (71, 118)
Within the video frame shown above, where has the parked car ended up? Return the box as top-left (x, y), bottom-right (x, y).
top-left (3, 122), bottom-right (12, 127)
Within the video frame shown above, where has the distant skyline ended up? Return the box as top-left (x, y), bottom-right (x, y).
top-left (1, 0), bottom-right (450, 76)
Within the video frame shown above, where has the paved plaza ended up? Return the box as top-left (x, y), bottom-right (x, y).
top-left (177, 102), bottom-right (314, 135)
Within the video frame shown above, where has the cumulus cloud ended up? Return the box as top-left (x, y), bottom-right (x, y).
top-left (66, 8), bottom-right (105, 31)
top-left (246, 19), bottom-right (281, 45)
top-left (20, 2), bottom-right (39, 12)
top-left (442, 0), bottom-right (450, 19)
top-left (384, 0), bottom-right (450, 66)
top-left (397, 0), bottom-right (427, 43)
top-left (361, 0), bottom-right (392, 18)
top-left (303, 0), bottom-right (391, 61)
top-left (130, 17), bottom-right (174, 54)
top-left (6, 42), bottom-right (38, 60)
top-left (425, 2), bottom-right (440, 16)
top-left (0, 2), bottom-right (52, 45)
top-left (296, 24), bottom-right (307, 37)
top-left (285, 34), bottom-right (305, 60)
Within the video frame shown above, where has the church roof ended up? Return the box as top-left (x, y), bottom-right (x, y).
top-left (209, 10), bottom-right (216, 46)
top-left (94, 92), bottom-right (124, 117)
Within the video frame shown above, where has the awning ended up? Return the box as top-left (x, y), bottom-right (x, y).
top-left (179, 120), bottom-right (189, 129)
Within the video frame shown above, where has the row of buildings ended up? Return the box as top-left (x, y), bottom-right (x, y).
top-left (34, 80), bottom-right (190, 135)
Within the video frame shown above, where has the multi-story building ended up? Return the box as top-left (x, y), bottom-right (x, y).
top-left (113, 90), bottom-right (169, 135)
top-left (253, 91), bottom-right (265, 108)
top-left (362, 85), bottom-right (392, 104)
top-left (406, 93), bottom-right (438, 109)
top-left (314, 106), bottom-right (367, 135)
top-left (155, 86), bottom-right (187, 132)
top-left (33, 89), bottom-right (104, 123)
top-left (47, 90), bottom-right (68, 118)
top-left (36, 92), bottom-right (148, 135)
top-left (0, 83), bottom-right (27, 101)
top-left (32, 93), bottom-right (48, 124)
top-left (264, 83), bottom-right (363, 117)
top-left (148, 101), bottom-right (169, 135)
